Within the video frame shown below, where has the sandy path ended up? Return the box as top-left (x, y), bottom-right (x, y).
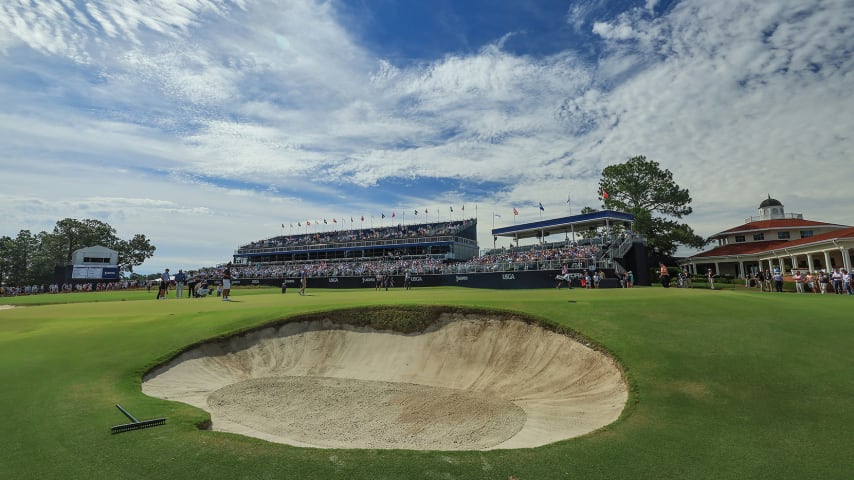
top-left (143, 314), bottom-right (627, 450)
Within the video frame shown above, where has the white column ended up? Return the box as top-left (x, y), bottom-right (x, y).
top-left (823, 250), bottom-right (832, 271)
top-left (790, 255), bottom-right (798, 273)
top-left (714, 261), bottom-right (721, 276)
top-left (843, 248), bottom-right (852, 271)
top-left (807, 254), bottom-right (815, 272)
top-left (739, 260), bottom-right (745, 278)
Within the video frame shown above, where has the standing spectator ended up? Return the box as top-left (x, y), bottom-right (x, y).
top-left (659, 263), bottom-right (671, 288)
top-left (831, 268), bottom-right (844, 294)
top-left (805, 271), bottom-right (817, 293)
top-left (772, 269), bottom-right (784, 292)
top-left (281, 280), bottom-right (287, 294)
top-left (405, 270), bottom-right (412, 290)
top-left (222, 263), bottom-right (232, 301)
top-left (793, 271), bottom-right (804, 293)
top-left (174, 269), bottom-right (186, 298)
top-left (299, 269), bottom-right (307, 296)
top-left (763, 270), bottom-right (772, 292)
top-left (845, 269), bottom-right (853, 295)
top-left (707, 268), bottom-right (715, 290)
top-left (627, 270), bottom-right (634, 288)
top-left (819, 271), bottom-right (830, 294)
top-left (158, 268), bottom-right (170, 299)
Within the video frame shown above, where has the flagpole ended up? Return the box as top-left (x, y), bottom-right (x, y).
top-left (492, 213), bottom-right (496, 249)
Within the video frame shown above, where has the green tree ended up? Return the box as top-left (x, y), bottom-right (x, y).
top-left (1, 230), bottom-right (39, 286)
top-left (598, 155), bottom-right (706, 256)
top-left (114, 234), bottom-right (156, 274)
top-left (0, 219), bottom-right (157, 284)
top-left (0, 236), bottom-right (14, 286)
top-left (50, 218), bottom-right (120, 264)
top-left (578, 206), bottom-right (600, 240)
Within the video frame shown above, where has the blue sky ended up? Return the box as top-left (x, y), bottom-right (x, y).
top-left (1, 0), bottom-right (852, 274)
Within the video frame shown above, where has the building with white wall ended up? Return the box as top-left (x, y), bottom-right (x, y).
top-left (682, 196), bottom-right (854, 277)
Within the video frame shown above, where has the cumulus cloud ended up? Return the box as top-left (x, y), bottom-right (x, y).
top-left (1, 0), bottom-right (852, 271)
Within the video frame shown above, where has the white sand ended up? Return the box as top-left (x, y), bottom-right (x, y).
top-left (0, 305), bottom-right (16, 311)
top-left (143, 314), bottom-right (627, 450)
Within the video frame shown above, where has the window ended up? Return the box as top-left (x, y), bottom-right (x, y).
top-left (83, 256), bottom-right (111, 263)
top-left (800, 230), bottom-right (813, 238)
top-left (777, 231), bottom-right (790, 240)
top-left (735, 235), bottom-right (746, 243)
top-left (753, 233), bottom-right (765, 241)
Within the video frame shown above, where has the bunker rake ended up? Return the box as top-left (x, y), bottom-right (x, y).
top-left (111, 404), bottom-right (166, 434)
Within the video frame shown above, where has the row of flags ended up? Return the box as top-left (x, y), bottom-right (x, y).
top-left (281, 205), bottom-right (468, 229)
top-left (282, 190), bottom-right (612, 228)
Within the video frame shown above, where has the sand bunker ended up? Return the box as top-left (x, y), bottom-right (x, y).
top-left (143, 311), bottom-right (627, 450)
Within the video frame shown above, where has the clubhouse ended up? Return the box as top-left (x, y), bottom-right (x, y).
top-left (681, 196), bottom-right (854, 277)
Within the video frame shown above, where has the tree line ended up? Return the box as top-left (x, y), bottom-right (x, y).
top-left (0, 218), bottom-right (155, 286)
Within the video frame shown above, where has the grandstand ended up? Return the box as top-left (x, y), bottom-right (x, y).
top-left (233, 219), bottom-right (479, 265)
top-left (218, 211), bottom-right (650, 289)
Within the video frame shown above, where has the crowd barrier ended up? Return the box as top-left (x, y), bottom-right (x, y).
top-left (232, 269), bottom-right (621, 290)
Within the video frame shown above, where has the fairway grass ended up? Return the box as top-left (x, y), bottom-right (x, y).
top-left (1, 286), bottom-right (852, 479)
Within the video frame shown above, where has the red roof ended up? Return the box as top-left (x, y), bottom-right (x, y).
top-left (714, 218), bottom-right (841, 236)
top-left (694, 227), bottom-right (854, 258)
top-left (693, 241), bottom-right (790, 258)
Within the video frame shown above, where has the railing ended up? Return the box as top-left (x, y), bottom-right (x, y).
top-left (231, 257), bottom-right (616, 279)
top-left (609, 235), bottom-right (633, 259)
top-left (743, 213), bottom-right (803, 223)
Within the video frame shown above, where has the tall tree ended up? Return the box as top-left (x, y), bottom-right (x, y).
top-left (0, 236), bottom-right (14, 286)
top-left (598, 155), bottom-right (706, 256)
top-left (1, 230), bottom-right (39, 285)
top-left (115, 234), bottom-right (156, 274)
top-left (51, 218), bottom-right (120, 263)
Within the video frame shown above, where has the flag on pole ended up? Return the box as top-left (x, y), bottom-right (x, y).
top-left (450, 206), bottom-right (453, 212)
top-left (381, 213), bottom-right (385, 219)
top-left (281, 223), bottom-right (285, 228)
top-left (392, 211), bottom-right (396, 218)
top-left (298, 222), bottom-right (301, 227)
top-left (513, 207), bottom-right (519, 216)
top-left (414, 209), bottom-right (418, 215)
top-left (323, 219), bottom-right (327, 224)
top-left (361, 215), bottom-right (365, 222)
top-left (333, 218), bottom-right (337, 223)
top-left (538, 202), bottom-right (544, 212)
top-left (566, 195), bottom-right (571, 204)
top-left (461, 204), bottom-right (465, 211)
top-left (494, 213), bottom-right (501, 218)
top-left (602, 189), bottom-right (609, 199)
top-left (306, 220), bottom-right (311, 226)
top-left (425, 208), bottom-right (428, 214)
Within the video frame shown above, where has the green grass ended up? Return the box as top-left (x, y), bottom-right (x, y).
top-left (1, 286), bottom-right (851, 480)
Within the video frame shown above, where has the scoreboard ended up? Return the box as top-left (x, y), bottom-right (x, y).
top-left (72, 266), bottom-right (119, 280)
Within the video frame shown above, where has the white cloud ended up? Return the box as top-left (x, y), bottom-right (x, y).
top-left (1, 0), bottom-right (852, 272)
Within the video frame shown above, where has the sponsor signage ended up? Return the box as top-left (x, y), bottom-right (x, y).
top-left (72, 266), bottom-right (119, 279)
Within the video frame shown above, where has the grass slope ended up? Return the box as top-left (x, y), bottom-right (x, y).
top-left (1, 286), bottom-right (851, 480)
